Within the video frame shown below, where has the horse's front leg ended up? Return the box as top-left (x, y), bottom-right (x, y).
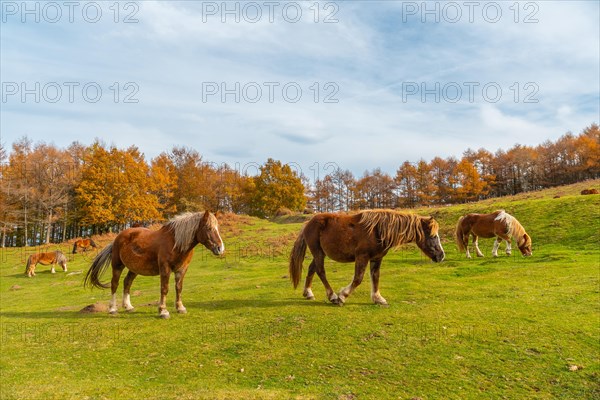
top-left (158, 266), bottom-right (172, 319)
top-left (174, 267), bottom-right (188, 314)
top-left (492, 237), bottom-right (502, 257)
top-left (505, 240), bottom-right (512, 255)
top-left (337, 255), bottom-right (368, 305)
top-left (369, 259), bottom-right (388, 306)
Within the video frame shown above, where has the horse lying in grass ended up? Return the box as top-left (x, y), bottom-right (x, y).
top-left (72, 238), bottom-right (98, 254)
top-left (289, 209), bottom-right (445, 306)
top-left (456, 210), bottom-right (532, 258)
top-left (25, 251), bottom-right (67, 277)
top-left (84, 211), bottom-right (225, 319)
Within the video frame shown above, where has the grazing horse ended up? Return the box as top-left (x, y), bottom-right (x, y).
top-left (84, 211), bottom-right (225, 319)
top-left (25, 251), bottom-right (68, 277)
top-left (72, 238), bottom-right (98, 254)
top-left (456, 210), bottom-right (532, 258)
top-left (289, 209), bottom-right (445, 306)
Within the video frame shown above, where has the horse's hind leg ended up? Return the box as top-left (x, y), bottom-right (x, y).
top-left (122, 271), bottom-right (137, 312)
top-left (174, 267), bottom-right (188, 314)
top-left (461, 234), bottom-right (472, 258)
top-left (302, 260), bottom-right (317, 300)
top-left (368, 259), bottom-right (388, 306)
top-left (337, 255), bottom-right (368, 305)
top-left (473, 235), bottom-right (484, 257)
top-left (109, 266), bottom-right (125, 314)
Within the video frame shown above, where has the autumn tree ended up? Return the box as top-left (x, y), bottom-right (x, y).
top-left (76, 142), bottom-right (161, 232)
top-left (249, 158), bottom-right (306, 218)
top-left (455, 159), bottom-right (486, 202)
top-left (354, 169), bottom-right (395, 209)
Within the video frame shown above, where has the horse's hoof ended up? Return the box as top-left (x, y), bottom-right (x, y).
top-left (305, 296), bottom-right (315, 301)
top-left (177, 308), bottom-right (187, 314)
top-left (159, 311), bottom-right (170, 319)
top-left (125, 307), bottom-right (135, 313)
top-left (331, 297), bottom-right (344, 306)
top-left (109, 310), bottom-right (118, 315)
top-left (376, 302), bottom-right (390, 308)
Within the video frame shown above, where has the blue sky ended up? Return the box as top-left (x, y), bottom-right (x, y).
top-left (1, 1), bottom-right (598, 178)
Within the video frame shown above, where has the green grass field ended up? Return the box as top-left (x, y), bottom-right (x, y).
top-left (1, 182), bottom-right (599, 399)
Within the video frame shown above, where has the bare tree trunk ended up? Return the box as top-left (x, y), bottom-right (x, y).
top-left (45, 209), bottom-right (53, 244)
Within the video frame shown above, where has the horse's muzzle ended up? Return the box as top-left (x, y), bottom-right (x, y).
top-left (212, 244), bottom-right (225, 256)
top-left (434, 253), bottom-right (445, 263)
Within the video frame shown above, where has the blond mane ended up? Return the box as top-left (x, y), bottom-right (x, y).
top-left (494, 210), bottom-right (528, 246)
top-left (164, 212), bottom-right (218, 252)
top-left (358, 209), bottom-right (438, 250)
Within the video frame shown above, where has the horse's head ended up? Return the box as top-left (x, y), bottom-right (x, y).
top-left (89, 239), bottom-right (98, 248)
top-left (197, 211), bottom-right (225, 256)
top-left (518, 233), bottom-right (532, 256)
top-left (416, 217), bottom-right (445, 263)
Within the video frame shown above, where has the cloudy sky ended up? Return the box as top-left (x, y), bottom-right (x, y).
top-left (1, 1), bottom-right (598, 178)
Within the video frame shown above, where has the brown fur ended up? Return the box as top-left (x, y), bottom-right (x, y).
top-left (456, 210), bottom-right (532, 258)
top-left (25, 251), bottom-right (67, 277)
top-left (72, 238), bottom-right (98, 254)
top-left (289, 209), bottom-right (445, 305)
top-left (84, 211), bottom-right (224, 318)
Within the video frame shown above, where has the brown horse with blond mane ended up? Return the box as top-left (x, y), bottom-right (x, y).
top-left (25, 251), bottom-right (67, 277)
top-left (456, 210), bottom-right (532, 258)
top-left (289, 209), bottom-right (445, 306)
top-left (84, 211), bottom-right (224, 319)
top-left (72, 238), bottom-right (98, 254)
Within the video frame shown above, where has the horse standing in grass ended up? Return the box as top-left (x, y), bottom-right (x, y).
top-left (289, 210), bottom-right (445, 306)
top-left (72, 238), bottom-right (98, 254)
top-left (84, 211), bottom-right (225, 319)
top-left (455, 210), bottom-right (532, 258)
top-left (25, 251), bottom-right (67, 277)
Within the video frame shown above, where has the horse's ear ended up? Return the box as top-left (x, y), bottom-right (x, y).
top-left (202, 210), bottom-right (210, 219)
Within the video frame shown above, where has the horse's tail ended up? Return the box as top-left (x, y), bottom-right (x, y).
top-left (72, 241), bottom-right (78, 254)
top-left (84, 243), bottom-right (113, 289)
top-left (25, 255), bottom-right (33, 275)
top-left (455, 216), bottom-right (466, 252)
top-left (289, 227), bottom-right (307, 289)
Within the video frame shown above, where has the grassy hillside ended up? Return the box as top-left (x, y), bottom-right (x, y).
top-left (0, 182), bottom-right (598, 399)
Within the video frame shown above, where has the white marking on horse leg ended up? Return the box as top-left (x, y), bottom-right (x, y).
top-left (159, 309), bottom-right (170, 319)
top-left (465, 248), bottom-right (471, 259)
top-left (303, 287), bottom-right (315, 300)
top-left (51, 267), bottom-right (56, 274)
top-left (329, 292), bottom-right (340, 303)
top-left (505, 240), bottom-right (512, 255)
top-left (475, 239), bottom-right (484, 257)
top-left (338, 283), bottom-right (353, 303)
top-left (492, 239), bottom-right (500, 257)
top-left (176, 300), bottom-right (187, 314)
top-left (109, 293), bottom-right (118, 314)
top-left (123, 293), bottom-right (134, 311)
top-left (371, 290), bottom-right (388, 306)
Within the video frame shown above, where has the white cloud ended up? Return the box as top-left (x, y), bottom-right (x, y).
top-left (1, 1), bottom-right (598, 177)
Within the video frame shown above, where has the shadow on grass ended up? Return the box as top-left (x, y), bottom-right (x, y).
top-left (186, 297), bottom-right (334, 310)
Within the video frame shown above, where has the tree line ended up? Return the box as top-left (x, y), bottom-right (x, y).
top-left (0, 124), bottom-right (598, 247)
